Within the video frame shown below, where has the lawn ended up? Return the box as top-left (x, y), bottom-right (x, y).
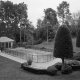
top-left (34, 38), bottom-right (80, 53)
top-left (0, 56), bottom-right (80, 80)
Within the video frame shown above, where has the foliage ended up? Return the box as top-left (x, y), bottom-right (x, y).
top-left (66, 60), bottom-right (80, 66)
top-left (57, 1), bottom-right (70, 23)
top-left (61, 64), bottom-right (72, 74)
top-left (47, 65), bottom-right (58, 75)
top-left (54, 25), bottom-right (73, 71)
top-left (27, 59), bottom-right (32, 65)
top-left (54, 62), bottom-right (62, 71)
top-left (54, 25), bottom-right (73, 59)
top-left (35, 8), bottom-right (58, 42)
top-left (0, 1), bottom-right (34, 44)
top-left (34, 38), bottom-right (43, 45)
top-left (76, 29), bottom-right (80, 47)
top-left (44, 8), bottom-right (58, 26)
top-left (73, 52), bottom-right (80, 61)
top-left (37, 19), bottom-right (43, 28)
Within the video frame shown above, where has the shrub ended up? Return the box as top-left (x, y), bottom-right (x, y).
top-left (66, 60), bottom-right (80, 66)
top-left (13, 41), bottom-right (17, 48)
top-left (71, 65), bottom-right (80, 71)
top-left (76, 29), bottom-right (80, 47)
top-left (48, 39), bottom-right (53, 42)
top-left (21, 62), bottom-right (28, 68)
top-left (47, 65), bottom-right (58, 75)
top-left (25, 45), bottom-right (32, 49)
top-left (17, 42), bottom-right (26, 47)
top-left (54, 62), bottom-right (62, 71)
top-left (61, 64), bottom-right (73, 74)
top-left (27, 59), bottom-right (32, 65)
top-left (34, 38), bottom-right (43, 45)
top-left (23, 42), bottom-right (28, 45)
top-left (40, 47), bottom-right (46, 50)
top-left (73, 52), bottom-right (80, 61)
top-left (54, 25), bottom-right (73, 70)
top-left (66, 60), bottom-right (80, 71)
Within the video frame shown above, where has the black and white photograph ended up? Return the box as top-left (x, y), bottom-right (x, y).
top-left (0, 0), bottom-right (80, 80)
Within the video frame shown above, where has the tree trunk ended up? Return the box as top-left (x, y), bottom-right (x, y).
top-left (20, 28), bottom-right (22, 42)
top-left (47, 25), bottom-right (48, 43)
top-left (24, 31), bottom-right (25, 42)
top-left (62, 58), bottom-right (65, 69)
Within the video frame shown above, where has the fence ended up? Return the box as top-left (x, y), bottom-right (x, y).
top-left (3, 49), bottom-right (54, 63)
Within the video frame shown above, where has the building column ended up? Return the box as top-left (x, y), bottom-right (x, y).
top-left (3, 43), bottom-right (4, 48)
top-left (4, 42), bottom-right (5, 48)
top-left (1, 42), bottom-right (2, 48)
top-left (8, 42), bottom-right (9, 48)
top-left (11, 42), bottom-right (13, 48)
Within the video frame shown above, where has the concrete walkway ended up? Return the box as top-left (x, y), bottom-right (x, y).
top-left (0, 51), bottom-right (62, 69)
top-left (0, 51), bottom-right (27, 63)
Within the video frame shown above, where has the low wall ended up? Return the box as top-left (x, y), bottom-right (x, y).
top-left (3, 48), bottom-right (54, 63)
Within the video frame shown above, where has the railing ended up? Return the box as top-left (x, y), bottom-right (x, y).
top-left (3, 49), bottom-right (54, 63)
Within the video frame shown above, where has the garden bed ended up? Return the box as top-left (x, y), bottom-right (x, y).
top-left (21, 63), bottom-right (47, 74)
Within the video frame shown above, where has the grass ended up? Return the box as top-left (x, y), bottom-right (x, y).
top-left (33, 38), bottom-right (80, 53)
top-left (0, 55), bottom-right (80, 80)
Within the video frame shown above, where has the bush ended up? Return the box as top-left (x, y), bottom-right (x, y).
top-left (47, 65), bottom-right (58, 75)
top-left (54, 25), bottom-right (73, 59)
top-left (66, 60), bottom-right (80, 66)
top-left (25, 45), bottom-right (32, 49)
top-left (71, 65), bottom-right (80, 71)
top-left (73, 52), bottom-right (80, 61)
top-left (21, 62), bottom-right (28, 68)
top-left (34, 38), bottom-right (43, 45)
top-left (27, 59), bottom-right (32, 65)
top-left (61, 65), bottom-right (73, 74)
top-left (48, 39), bottom-right (53, 42)
top-left (73, 56), bottom-right (80, 61)
top-left (40, 47), bottom-right (46, 50)
top-left (76, 29), bottom-right (80, 47)
top-left (54, 62), bottom-right (62, 71)
top-left (23, 42), bottom-right (28, 45)
top-left (17, 42), bottom-right (26, 47)
top-left (13, 41), bottom-right (17, 48)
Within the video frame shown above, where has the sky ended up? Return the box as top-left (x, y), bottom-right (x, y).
top-left (3, 0), bottom-right (80, 27)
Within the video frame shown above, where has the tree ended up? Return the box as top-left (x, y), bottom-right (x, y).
top-left (76, 29), bottom-right (80, 47)
top-left (44, 8), bottom-right (58, 42)
top-left (57, 1), bottom-right (70, 24)
top-left (37, 18), bottom-right (43, 28)
top-left (54, 25), bottom-right (73, 69)
top-left (44, 8), bottom-right (57, 26)
top-left (0, 1), bottom-right (28, 42)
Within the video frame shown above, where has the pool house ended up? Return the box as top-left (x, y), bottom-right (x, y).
top-left (0, 36), bottom-right (14, 49)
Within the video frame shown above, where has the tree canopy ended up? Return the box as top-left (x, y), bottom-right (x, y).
top-left (57, 1), bottom-right (70, 23)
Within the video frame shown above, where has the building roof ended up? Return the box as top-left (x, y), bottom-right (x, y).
top-left (0, 37), bottom-right (14, 42)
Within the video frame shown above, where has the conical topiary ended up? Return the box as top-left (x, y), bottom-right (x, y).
top-left (76, 29), bottom-right (80, 47)
top-left (53, 25), bottom-right (73, 69)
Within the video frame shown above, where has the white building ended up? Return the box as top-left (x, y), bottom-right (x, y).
top-left (0, 36), bottom-right (14, 49)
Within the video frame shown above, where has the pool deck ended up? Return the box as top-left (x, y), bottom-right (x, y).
top-left (0, 51), bottom-right (62, 69)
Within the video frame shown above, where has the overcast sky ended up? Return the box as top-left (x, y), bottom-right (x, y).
top-left (3, 0), bottom-right (80, 26)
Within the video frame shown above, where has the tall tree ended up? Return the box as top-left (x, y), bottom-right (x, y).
top-left (37, 18), bottom-right (43, 28)
top-left (0, 1), bottom-right (28, 43)
top-left (44, 8), bottom-right (57, 27)
top-left (44, 8), bottom-right (58, 42)
top-left (54, 25), bottom-right (73, 71)
top-left (57, 1), bottom-right (70, 24)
